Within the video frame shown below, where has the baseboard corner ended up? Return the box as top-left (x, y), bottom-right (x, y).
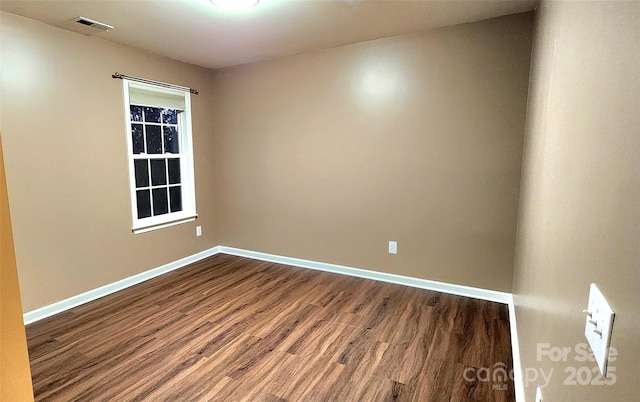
top-left (23, 246), bottom-right (221, 325)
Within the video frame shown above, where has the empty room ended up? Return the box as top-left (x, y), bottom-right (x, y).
top-left (1, 0), bottom-right (637, 401)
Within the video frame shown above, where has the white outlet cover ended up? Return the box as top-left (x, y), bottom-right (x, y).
top-left (584, 283), bottom-right (615, 375)
top-left (196, 226), bottom-right (202, 237)
top-left (388, 241), bottom-right (397, 254)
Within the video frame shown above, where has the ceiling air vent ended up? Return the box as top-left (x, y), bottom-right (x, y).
top-left (73, 16), bottom-right (114, 32)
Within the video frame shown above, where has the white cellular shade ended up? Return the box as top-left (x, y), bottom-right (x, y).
top-left (129, 86), bottom-right (185, 110)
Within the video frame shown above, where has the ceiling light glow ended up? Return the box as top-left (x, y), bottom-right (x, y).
top-left (210, 0), bottom-right (260, 10)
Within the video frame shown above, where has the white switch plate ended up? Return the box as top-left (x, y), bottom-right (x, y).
top-left (388, 241), bottom-right (397, 254)
top-left (584, 283), bottom-right (615, 375)
top-left (535, 386), bottom-right (543, 402)
top-left (196, 226), bottom-right (202, 237)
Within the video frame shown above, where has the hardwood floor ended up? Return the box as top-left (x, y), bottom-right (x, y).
top-left (27, 254), bottom-right (515, 401)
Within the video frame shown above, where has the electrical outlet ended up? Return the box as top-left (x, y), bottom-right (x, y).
top-left (196, 226), bottom-right (202, 237)
top-left (388, 241), bottom-right (397, 254)
top-left (535, 386), bottom-right (543, 402)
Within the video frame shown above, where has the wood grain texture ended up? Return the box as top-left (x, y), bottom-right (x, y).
top-left (27, 254), bottom-right (515, 401)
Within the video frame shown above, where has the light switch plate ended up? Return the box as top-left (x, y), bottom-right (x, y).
top-left (584, 283), bottom-right (615, 375)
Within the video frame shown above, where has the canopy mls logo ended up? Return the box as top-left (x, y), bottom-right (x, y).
top-left (463, 362), bottom-right (513, 391)
top-left (463, 342), bottom-right (617, 392)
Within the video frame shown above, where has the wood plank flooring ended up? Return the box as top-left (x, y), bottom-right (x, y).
top-left (27, 254), bottom-right (515, 401)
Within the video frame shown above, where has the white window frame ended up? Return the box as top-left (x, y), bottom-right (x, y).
top-left (123, 79), bottom-right (197, 234)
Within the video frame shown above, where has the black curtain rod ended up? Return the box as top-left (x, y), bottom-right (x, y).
top-left (112, 72), bottom-right (199, 95)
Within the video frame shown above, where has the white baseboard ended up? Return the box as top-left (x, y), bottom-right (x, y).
top-left (23, 246), bottom-right (221, 325)
top-left (22, 243), bottom-right (522, 401)
top-left (508, 297), bottom-right (525, 402)
top-left (220, 246), bottom-right (521, 401)
top-left (218, 246), bottom-right (512, 304)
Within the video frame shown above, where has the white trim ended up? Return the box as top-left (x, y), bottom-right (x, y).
top-left (219, 246), bottom-right (522, 400)
top-left (218, 246), bottom-right (512, 304)
top-left (508, 297), bottom-right (525, 402)
top-left (22, 243), bottom-right (523, 399)
top-left (23, 246), bottom-right (221, 325)
top-left (132, 215), bottom-right (197, 234)
top-left (123, 79), bottom-right (197, 233)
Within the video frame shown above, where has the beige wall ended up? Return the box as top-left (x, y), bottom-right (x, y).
top-left (1, 134), bottom-right (34, 401)
top-left (0, 12), bottom-right (219, 312)
top-left (513, 1), bottom-right (639, 401)
top-left (213, 13), bottom-right (533, 292)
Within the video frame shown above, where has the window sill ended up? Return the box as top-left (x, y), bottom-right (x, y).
top-left (132, 214), bottom-right (198, 235)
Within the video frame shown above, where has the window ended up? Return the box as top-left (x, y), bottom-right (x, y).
top-left (123, 80), bottom-right (197, 234)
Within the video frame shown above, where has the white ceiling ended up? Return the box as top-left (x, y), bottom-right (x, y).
top-left (0, 0), bottom-right (537, 69)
